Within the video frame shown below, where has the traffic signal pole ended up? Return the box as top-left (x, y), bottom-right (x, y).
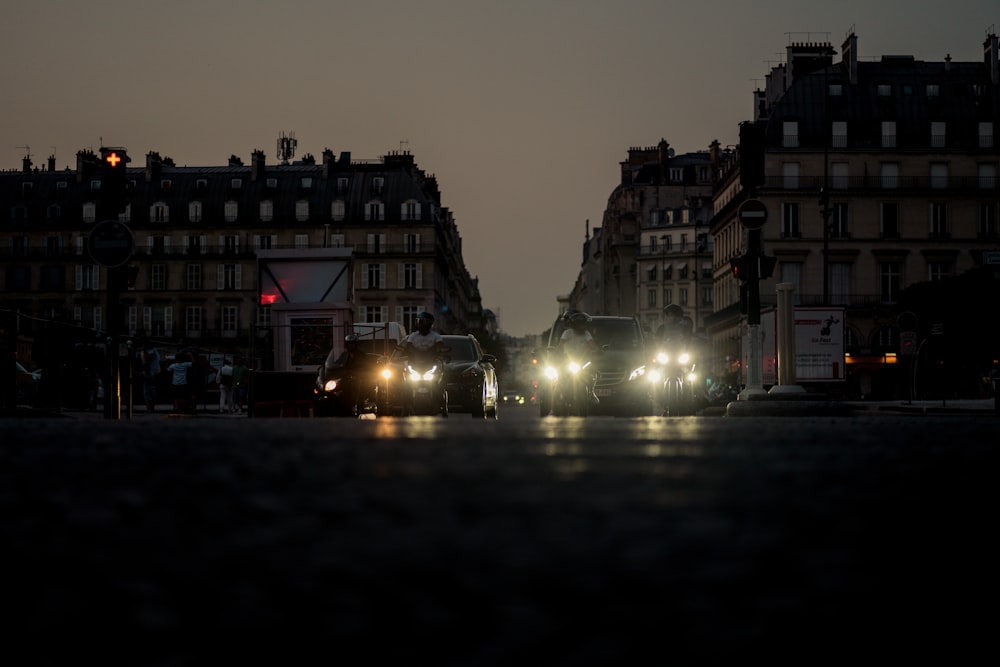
top-left (741, 229), bottom-right (768, 399)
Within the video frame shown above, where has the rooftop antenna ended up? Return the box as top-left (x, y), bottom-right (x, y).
top-left (277, 131), bottom-right (297, 165)
top-left (399, 139), bottom-right (409, 153)
top-left (15, 144), bottom-right (31, 159)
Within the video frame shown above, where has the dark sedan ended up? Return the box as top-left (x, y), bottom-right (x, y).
top-left (441, 334), bottom-right (499, 419)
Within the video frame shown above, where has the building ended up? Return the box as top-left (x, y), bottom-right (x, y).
top-left (0, 143), bottom-right (484, 370)
top-left (708, 31), bottom-right (1000, 399)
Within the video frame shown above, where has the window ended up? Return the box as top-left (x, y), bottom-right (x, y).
top-left (195, 178), bottom-right (208, 193)
top-left (221, 305), bottom-right (238, 338)
top-left (74, 305), bottom-right (102, 333)
top-left (670, 167), bottom-right (683, 183)
top-left (147, 234), bottom-right (168, 256)
top-left (979, 203), bottom-right (997, 237)
top-left (294, 234), bottom-right (308, 248)
top-left (47, 204), bottom-right (61, 221)
top-left (295, 200), bottom-right (309, 221)
top-left (400, 262), bottom-right (421, 289)
top-left (878, 84), bottom-right (892, 97)
top-left (663, 264), bottom-right (672, 280)
top-left (331, 200), bottom-right (345, 221)
top-left (219, 264), bottom-right (241, 290)
top-left (679, 264), bottom-right (689, 280)
top-left (781, 162), bottom-right (800, 189)
top-left (186, 264), bottom-right (202, 290)
top-left (782, 121), bottom-right (799, 148)
top-left (220, 235), bottom-right (239, 254)
top-left (831, 203), bottom-right (850, 239)
top-left (75, 264), bottom-right (100, 291)
top-left (224, 200), bottom-right (238, 222)
top-left (880, 163), bottom-right (899, 189)
top-left (928, 261), bottom-right (951, 282)
top-left (9, 236), bottom-right (28, 256)
top-left (647, 264), bottom-right (657, 281)
top-left (831, 263), bottom-right (851, 305)
top-left (980, 122), bottom-right (994, 149)
top-left (184, 306), bottom-right (202, 339)
top-left (363, 306), bottom-right (387, 323)
top-left (930, 163), bottom-right (948, 189)
top-left (337, 177), bottom-right (349, 195)
top-left (83, 202), bottom-right (96, 223)
top-left (189, 201), bottom-right (202, 223)
top-left (828, 84), bottom-right (842, 96)
top-left (329, 234), bottom-right (345, 248)
top-left (647, 289), bottom-right (657, 308)
top-left (255, 234), bottom-right (275, 250)
top-left (881, 203), bottom-right (900, 238)
top-left (403, 233), bottom-right (420, 253)
top-left (930, 203), bottom-right (948, 238)
top-left (831, 162), bottom-right (849, 189)
top-left (151, 202), bottom-right (169, 223)
top-left (143, 305), bottom-right (172, 337)
top-left (186, 235), bottom-right (204, 255)
top-left (367, 233), bottom-right (386, 253)
top-left (926, 84), bottom-right (939, 97)
top-left (402, 200), bottom-right (420, 221)
top-left (365, 201), bottom-right (384, 221)
top-left (45, 236), bottom-right (62, 257)
top-left (881, 121), bottom-right (897, 148)
top-left (831, 121), bottom-right (847, 148)
top-left (362, 263), bottom-right (385, 289)
top-left (40, 266), bottom-right (65, 290)
top-left (701, 286), bottom-right (712, 307)
top-left (371, 177), bottom-right (383, 195)
top-left (879, 262), bottom-right (901, 304)
top-left (300, 177), bottom-right (313, 190)
top-left (260, 200), bottom-right (273, 222)
top-left (151, 264), bottom-right (166, 291)
top-left (781, 202), bottom-right (800, 238)
top-left (266, 177), bottom-right (277, 189)
top-left (230, 178), bottom-right (242, 190)
top-left (930, 121), bottom-right (946, 148)
top-left (6, 265), bottom-right (29, 290)
top-left (679, 288), bottom-right (688, 306)
top-left (662, 288), bottom-right (672, 306)
top-left (978, 163), bottom-right (997, 189)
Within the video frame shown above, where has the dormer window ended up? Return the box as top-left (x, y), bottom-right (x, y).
top-left (926, 84), bottom-right (939, 97)
top-left (828, 84), bottom-right (842, 96)
top-left (371, 176), bottom-right (384, 195)
top-left (877, 84), bottom-right (892, 97)
top-left (231, 178), bottom-right (242, 190)
top-left (160, 179), bottom-right (172, 193)
top-left (90, 179), bottom-right (101, 191)
top-left (21, 182), bottom-right (33, 198)
top-left (300, 177), bottom-right (313, 189)
top-left (337, 177), bottom-right (349, 194)
top-left (195, 178), bottom-right (208, 192)
top-left (266, 177), bottom-right (277, 189)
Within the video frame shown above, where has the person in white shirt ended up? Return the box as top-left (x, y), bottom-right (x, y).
top-left (558, 311), bottom-right (600, 405)
top-left (401, 311), bottom-right (445, 354)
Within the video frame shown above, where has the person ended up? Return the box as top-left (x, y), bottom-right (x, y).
top-left (167, 351), bottom-right (193, 413)
top-left (140, 341), bottom-right (161, 413)
top-left (655, 304), bottom-right (687, 342)
top-left (400, 311), bottom-right (445, 354)
top-left (216, 358), bottom-right (235, 414)
top-left (328, 334), bottom-right (381, 413)
top-left (558, 311), bottom-right (600, 404)
top-left (231, 355), bottom-right (250, 413)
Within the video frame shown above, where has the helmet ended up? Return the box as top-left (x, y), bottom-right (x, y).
top-left (416, 311), bottom-right (434, 324)
top-left (663, 304), bottom-right (684, 318)
top-left (568, 312), bottom-right (591, 326)
top-left (345, 334), bottom-right (359, 344)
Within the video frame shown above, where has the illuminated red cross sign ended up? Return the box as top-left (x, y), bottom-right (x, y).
top-left (105, 151), bottom-right (122, 167)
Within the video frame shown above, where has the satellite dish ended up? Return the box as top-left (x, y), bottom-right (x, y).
top-left (667, 147), bottom-right (675, 158)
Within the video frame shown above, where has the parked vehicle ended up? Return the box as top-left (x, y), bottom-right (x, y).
top-left (440, 334), bottom-right (499, 419)
top-left (536, 313), bottom-right (654, 417)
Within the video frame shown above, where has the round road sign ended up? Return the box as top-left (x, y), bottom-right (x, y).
top-left (737, 199), bottom-right (768, 230)
top-left (87, 220), bottom-right (135, 267)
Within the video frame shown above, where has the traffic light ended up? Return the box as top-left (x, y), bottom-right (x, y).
top-left (730, 255), bottom-right (751, 282)
top-left (757, 255), bottom-right (777, 279)
top-left (100, 147), bottom-right (131, 216)
top-left (739, 121), bottom-right (766, 188)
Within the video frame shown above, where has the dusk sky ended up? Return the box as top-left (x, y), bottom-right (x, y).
top-left (4, 0), bottom-right (997, 336)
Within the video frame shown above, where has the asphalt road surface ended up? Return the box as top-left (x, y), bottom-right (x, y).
top-left (3, 410), bottom-right (996, 666)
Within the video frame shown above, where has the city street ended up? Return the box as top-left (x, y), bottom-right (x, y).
top-left (2, 407), bottom-right (996, 665)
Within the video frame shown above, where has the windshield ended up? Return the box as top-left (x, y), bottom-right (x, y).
top-left (552, 318), bottom-right (641, 350)
top-left (443, 338), bottom-right (478, 362)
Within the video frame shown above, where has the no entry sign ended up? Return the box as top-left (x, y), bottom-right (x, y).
top-left (737, 199), bottom-right (768, 230)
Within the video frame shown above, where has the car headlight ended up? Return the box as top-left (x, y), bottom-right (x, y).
top-left (647, 369), bottom-right (663, 384)
top-left (655, 352), bottom-right (669, 364)
top-left (628, 365), bottom-right (646, 382)
top-left (323, 379), bottom-right (338, 392)
top-left (543, 365), bottom-right (559, 381)
top-left (567, 361), bottom-right (581, 375)
top-left (678, 352), bottom-right (691, 365)
top-left (381, 368), bottom-right (393, 380)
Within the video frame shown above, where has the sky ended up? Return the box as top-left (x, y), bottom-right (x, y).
top-left (3, 0), bottom-right (997, 336)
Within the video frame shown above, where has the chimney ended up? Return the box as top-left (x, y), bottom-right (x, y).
top-left (944, 54), bottom-right (952, 71)
top-left (842, 32), bottom-right (858, 85)
top-left (22, 155), bottom-right (32, 173)
top-left (75, 149), bottom-right (99, 182)
top-left (322, 148), bottom-right (335, 179)
top-left (986, 33), bottom-right (999, 85)
top-left (47, 154), bottom-right (56, 172)
top-left (251, 149), bottom-right (265, 181)
top-left (228, 154), bottom-right (243, 167)
top-left (145, 151), bottom-right (162, 182)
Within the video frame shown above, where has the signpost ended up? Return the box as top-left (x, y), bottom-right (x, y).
top-left (87, 220), bottom-right (135, 268)
top-left (737, 198), bottom-right (768, 230)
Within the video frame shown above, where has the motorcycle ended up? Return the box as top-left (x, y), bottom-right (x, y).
top-left (399, 348), bottom-right (449, 417)
top-left (542, 351), bottom-right (597, 417)
top-left (647, 339), bottom-right (702, 416)
top-left (314, 360), bottom-right (382, 417)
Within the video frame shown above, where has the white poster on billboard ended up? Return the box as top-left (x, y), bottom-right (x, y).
top-left (794, 307), bottom-right (846, 381)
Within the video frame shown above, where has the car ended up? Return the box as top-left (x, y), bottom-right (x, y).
top-left (440, 334), bottom-right (499, 419)
top-left (501, 390), bottom-right (525, 406)
top-left (536, 313), bottom-right (654, 417)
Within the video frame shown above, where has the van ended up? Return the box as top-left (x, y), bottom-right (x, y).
top-left (352, 322), bottom-right (407, 356)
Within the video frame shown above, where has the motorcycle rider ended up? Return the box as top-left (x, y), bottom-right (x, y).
top-left (558, 311), bottom-right (600, 405)
top-left (655, 304), bottom-right (687, 342)
top-left (399, 311), bottom-right (448, 414)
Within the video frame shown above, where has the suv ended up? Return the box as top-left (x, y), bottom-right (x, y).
top-left (536, 314), bottom-right (654, 417)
